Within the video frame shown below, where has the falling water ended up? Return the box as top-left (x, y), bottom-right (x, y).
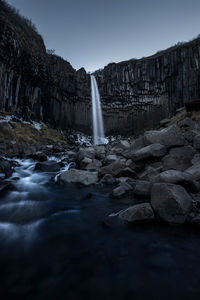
top-left (90, 75), bottom-right (105, 145)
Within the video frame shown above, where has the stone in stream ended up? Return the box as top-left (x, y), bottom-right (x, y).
top-left (134, 180), bottom-right (152, 197)
top-left (151, 183), bottom-right (192, 224)
top-left (35, 161), bottom-right (61, 172)
top-left (118, 203), bottom-right (155, 223)
top-left (101, 174), bottom-right (116, 185)
top-left (57, 169), bottom-right (98, 186)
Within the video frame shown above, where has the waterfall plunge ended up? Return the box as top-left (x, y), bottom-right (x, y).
top-left (90, 75), bottom-right (105, 145)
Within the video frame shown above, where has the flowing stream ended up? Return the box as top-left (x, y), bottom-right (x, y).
top-left (0, 157), bottom-right (200, 299)
top-left (90, 75), bottom-right (105, 145)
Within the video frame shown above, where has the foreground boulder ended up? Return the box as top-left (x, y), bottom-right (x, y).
top-left (144, 125), bottom-right (186, 148)
top-left (151, 170), bottom-right (199, 193)
top-left (35, 161), bottom-right (61, 172)
top-left (185, 165), bottom-right (200, 181)
top-left (119, 203), bottom-right (155, 223)
top-left (162, 146), bottom-right (195, 171)
top-left (151, 183), bottom-right (192, 224)
top-left (132, 144), bottom-right (166, 162)
top-left (77, 147), bottom-right (95, 161)
top-left (57, 169), bottom-right (98, 186)
top-left (134, 180), bottom-right (152, 197)
top-left (99, 161), bottom-right (137, 178)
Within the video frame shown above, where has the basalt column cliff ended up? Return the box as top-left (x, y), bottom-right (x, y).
top-left (0, 0), bottom-right (200, 136)
top-left (0, 0), bottom-right (91, 133)
top-left (94, 38), bottom-right (200, 134)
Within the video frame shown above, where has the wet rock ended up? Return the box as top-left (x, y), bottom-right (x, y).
top-left (99, 161), bottom-right (126, 177)
top-left (151, 170), bottom-right (199, 193)
top-left (111, 185), bottom-right (127, 199)
top-left (85, 159), bottom-right (102, 171)
top-left (35, 161), bottom-right (61, 172)
top-left (106, 154), bottom-right (118, 163)
top-left (144, 125), bottom-right (186, 148)
top-left (162, 146), bottom-right (196, 171)
top-left (132, 144), bottom-right (166, 162)
top-left (159, 118), bottom-right (171, 127)
top-left (118, 203), bottom-right (154, 223)
top-left (28, 151), bottom-right (47, 162)
top-left (138, 166), bottom-right (162, 181)
top-left (193, 134), bottom-right (200, 150)
top-left (101, 174), bottom-right (116, 185)
top-left (151, 183), bottom-right (192, 224)
top-left (80, 157), bottom-right (92, 169)
top-left (0, 160), bottom-right (12, 177)
top-left (77, 147), bottom-right (95, 161)
top-left (57, 169), bottom-right (98, 186)
top-left (134, 180), bottom-right (152, 197)
top-left (185, 165), bottom-right (200, 181)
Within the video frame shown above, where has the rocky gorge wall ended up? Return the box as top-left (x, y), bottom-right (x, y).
top-left (1, 0), bottom-right (200, 136)
top-left (0, 0), bottom-right (92, 134)
top-left (94, 38), bottom-right (200, 134)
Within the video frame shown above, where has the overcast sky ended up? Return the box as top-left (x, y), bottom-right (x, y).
top-left (6, 0), bottom-right (200, 72)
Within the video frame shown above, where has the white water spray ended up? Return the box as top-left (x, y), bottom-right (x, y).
top-left (90, 75), bottom-right (105, 145)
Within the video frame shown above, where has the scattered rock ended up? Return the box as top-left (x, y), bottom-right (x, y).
top-left (118, 203), bottom-right (154, 223)
top-left (144, 125), bottom-right (186, 148)
top-left (101, 174), bottom-right (116, 185)
top-left (132, 144), bottom-right (166, 162)
top-left (28, 151), bottom-right (47, 161)
top-left (160, 118), bottom-right (171, 126)
top-left (80, 157), bottom-right (92, 169)
top-left (85, 159), bottom-right (102, 171)
top-left (134, 180), bottom-right (152, 197)
top-left (151, 170), bottom-right (199, 193)
top-left (77, 147), bottom-right (95, 161)
top-left (57, 169), bottom-right (98, 186)
top-left (185, 165), bottom-right (200, 181)
top-left (151, 183), bottom-right (192, 224)
top-left (162, 146), bottom-right (196, 171)
top-left (106, 154), bottom-right (118, 163)
top-left (111, 185), bottom-right (127, 198)
top-left (193, 134), bottom-right (200, 150)
top-left (35, 161), bottom-right (61, 172)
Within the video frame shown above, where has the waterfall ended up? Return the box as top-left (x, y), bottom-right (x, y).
top-left (90, 75), bottom-right (105, 145)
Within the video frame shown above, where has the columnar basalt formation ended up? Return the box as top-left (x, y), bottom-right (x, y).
top-left (0, 0), bottom-right (91, 133)
top-left (94, 38), bottom-right (200, 134)
top-left (0, 0), bottom-right (200, 136)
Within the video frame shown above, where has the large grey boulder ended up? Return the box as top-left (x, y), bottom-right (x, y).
top-left (101, 174), bottom-right (116, 185)
top-left (193, 134), bottom-right (200, 150)
top-left (132, 144), bottom-right (166, 162)
top-left (185, 165), bottom-right (200, 181)
top-left (151, 170), bottom-right (199, 193)
top-left (111, 182), bottom-right (133, 198)
top-left (57, 169), bottom-right (98, 186)
top-left (134, 180), bottom-right (152, 197)
top-left (119, 203), bottom-right (155, 223)
top-left (35, 161), bottom-right (61, 172)
top-left (77, 147), bottom-right (95, 161)
top-left (99, 161), bottom-right (136, 178)
top-left (123, 136), bottom-right (146, 158)
top-left (85, 159), bottom-right (102, 171)
top-left (144, 125), bottom-right (186, 148)
top-left (151, 183), bottom-right (192, 224)
top-left (162, 146), bottom-right (196, 171)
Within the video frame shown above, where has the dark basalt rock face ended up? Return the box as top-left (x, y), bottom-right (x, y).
top-left (94, 39), bottom-right (200, 134)
top-left (1, 0), bottom-right (200, 136)
top-left (0, 0), bottom-right (92, 133)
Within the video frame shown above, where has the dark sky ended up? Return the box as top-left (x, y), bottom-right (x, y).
top-left (6, 0), bottom-right (200, 71)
